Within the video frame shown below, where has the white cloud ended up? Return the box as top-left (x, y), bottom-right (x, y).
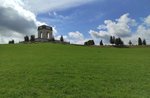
top-left (54, 31), bottom-right (88, 45)
top-left (0, 0), bottom-right (45, 44)
top-left (23, 0), bottom-right (98, 14)
top-left (97, 13), bottom-right (136, 37)
top-left (89, 13), bottom-right (150, 45)
top-left (89, 30), bottom-right (110, 44)
top-left (0, 0), bottom-right (98, 44)
top-left (144, 15), bottom-right (150, 26)
top-left (68, 31), bottom-right (87, 44)
top-left (69, 31), bottom-right (84, 40)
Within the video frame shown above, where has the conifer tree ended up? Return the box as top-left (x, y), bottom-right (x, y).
top-left (143, 39), bottom-right (146, 45)
top-left (129, 40), bottom-right (132, 46)
top-left (100, 40), bottom-right (103, 46)
top-left (60, 35), bottom-right (64, 42)
top-left (138, 37), bottom-right (142, 45)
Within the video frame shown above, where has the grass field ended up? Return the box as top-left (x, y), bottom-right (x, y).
top-left (0, 43), bottom-right (150, 98)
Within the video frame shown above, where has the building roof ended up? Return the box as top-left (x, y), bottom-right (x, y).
top-left (38, 25), bottom-right (53, 31)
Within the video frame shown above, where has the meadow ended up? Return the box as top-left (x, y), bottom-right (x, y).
top-left (0, 43), bottom-right (149, 98)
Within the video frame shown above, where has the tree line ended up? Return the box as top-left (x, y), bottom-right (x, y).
top-left (24, 35), bottom-right (35, 42)
top-left (23, 35), bottom-right (64, 42)
top-left (9, 34), bottom-right (147, 46)
top-left (84, 36), bottom-right (147, 46)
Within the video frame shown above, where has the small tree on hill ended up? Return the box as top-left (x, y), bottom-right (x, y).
top-left (30, 35), bottom-right (35, 42)
top-left (110, 36), bottom-right (115, 45)
top-left (100, 40), bottom-right (103, 46)
top-left (112, 36), bottom-right (115, 44)
top-left (9, 40), bottom-right (14, 44)
top-left (129, 40), bottom-right (132, 46)
top-left (138, 37), bottom-right (142, 45)
top-left (60, 35), bottom-right (64, 42)
top-left (24, 35), bottom-right (29, 42)
top-left (110, 36), bottom-right (113, 44)
top-left (115, 38), bottom-right (124, 46)
top-left (143, 39), bottom-right (146, 45)
top-left (84, 40), bottom-right (95, 46)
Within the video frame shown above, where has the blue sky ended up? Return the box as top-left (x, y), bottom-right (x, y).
top-left (37, 0), bottom-right (150, 36)
top-left (0, 0), bottom-right (150, 44)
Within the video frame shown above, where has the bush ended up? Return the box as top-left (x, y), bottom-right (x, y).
top-left (24, 36), bottom-right (29, 42)
top-left (30, 35), bottom-right (35, 42)
top-left (84, 40), bottom-right (95, 46)
top-left (9, 40), bottom-right (15, 44)
top-left (115, 38), bottom-right (124, 46)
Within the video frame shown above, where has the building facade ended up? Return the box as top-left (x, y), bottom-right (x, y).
top-left (38, 25), bottom-right (53, 39)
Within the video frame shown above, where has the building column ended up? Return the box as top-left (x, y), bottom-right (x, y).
top-left (49, 32), bottom-right (52, 39)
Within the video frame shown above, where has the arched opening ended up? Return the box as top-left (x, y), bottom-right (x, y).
top-left (41, 33), bottom-right (43, 38)
top-left (47, 33), bottom-right (49, 39)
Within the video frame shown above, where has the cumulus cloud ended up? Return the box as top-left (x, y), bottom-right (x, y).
top-left (90, 13), bottom-right (136, 39)
top-left (144, 15), bottom-right (150, 25)
top-left (54, 31), bottom-right (88, 45)
top-left (69, 31), bottom-right (84, 40)
top-left (68, 31), bottom-right (86, 44)
top-left (0, 0), bottom-right (99, 44)
top-left (89, 13), bottom-right (150, 45)
top-left (0, 7), bottom-right (36, 35)
top-left (0, 0), bottom-right (44, 43)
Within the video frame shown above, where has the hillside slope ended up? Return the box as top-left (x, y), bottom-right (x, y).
top-left (0, 43), bottom-right (149, 98)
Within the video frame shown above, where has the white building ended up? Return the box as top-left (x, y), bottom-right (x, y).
top-left (36, 25), bottom-right (53, 42)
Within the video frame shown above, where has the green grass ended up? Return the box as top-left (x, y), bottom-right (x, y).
top-left (0, 43), bottom-right (150, 98)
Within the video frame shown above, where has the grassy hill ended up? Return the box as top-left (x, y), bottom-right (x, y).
top-left (0, 43), bottom-right (149, 98)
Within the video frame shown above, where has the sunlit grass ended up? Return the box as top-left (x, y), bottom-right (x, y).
top-left (0, 43), bottom-right (149, 98)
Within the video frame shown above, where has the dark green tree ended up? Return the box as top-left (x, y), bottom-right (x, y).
top-left (24, 35), bottom-right (29, 42)
top-left (115, 38), bottom-right (124, 46)
top-left (30, 35), bottom-right (35, 42)
top-left (129, 40), bottom-right (132, 46)
top-left (100, 40), bottom-right (103, 46)
top-left (110, 36), bottom-right (113, 44)
top-left (110, 36), bottom-right (115, 45)
top-left (60, 35), bottom-right (64, 42)
top-left (112, 36), bottom-right (115, 44)
top-left (84, 40), bottom-right (95, 46)
top-left (9, 40), bottom-right (14, 44)
top-left (138, 37), bottom-right (142, 45)
top-left (143, 39), bottom-right (146, 45)
top-left (115, 38), bottom-right (119, 46)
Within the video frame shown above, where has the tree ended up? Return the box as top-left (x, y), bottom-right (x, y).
top-left (100, 40), bottom-right (103, 46)
top-left (115, 38), bottom-right (124, 46)
top-left (60, 35), bottom-right (64, 42)
top-left (84, 40), bottom-right (95, 46)
top-left (129, 40), bottom-right (132, 46)
top-left (9, 40), bottom-right (14, 44)
top-left (143, 39), bottom-right (146, 45)
top-left (110, 36), bottom-right (115, 45)
top-left (24, 35), bottom-right (29, 42)
top-left (112, 36), bottom-right (115, 44)
top-left (30, 35), bottom-right (35, 42)
top-left (110, 36), bottom-right (113, 44)
top-left (138, 37), bottom-right (142, 45)
top-left (115, 38), bottom-right (120, 46)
